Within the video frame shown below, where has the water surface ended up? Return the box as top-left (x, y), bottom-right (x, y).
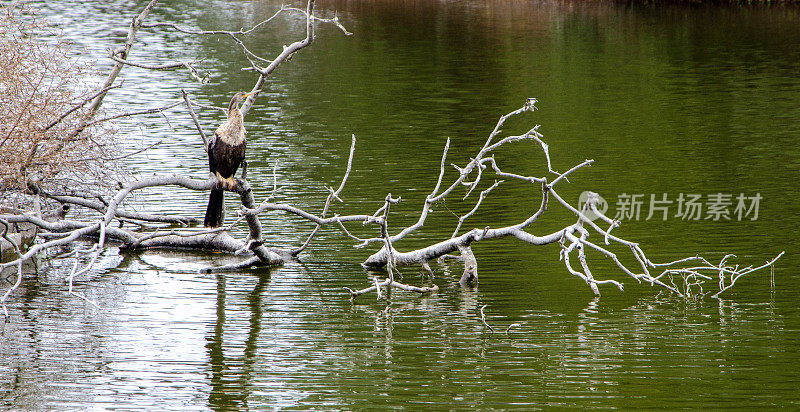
top-left (2, 0), bottom-right (800, 409)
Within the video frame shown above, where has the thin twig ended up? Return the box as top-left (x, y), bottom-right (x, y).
top-left (506, 323), bottom-right (521, 335)
top-left (181, 89), bottom-right (208, 149)
top-left (80, 101), bottom-right (182, 129)
top-left (480, 304), bottom-right (495, 335)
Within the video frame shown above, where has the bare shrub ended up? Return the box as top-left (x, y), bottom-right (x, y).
top-left (0, 6), bottom-right (117, 207)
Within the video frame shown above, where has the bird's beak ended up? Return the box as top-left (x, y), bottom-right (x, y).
top-left (243, 90), bottom-right (260, 98)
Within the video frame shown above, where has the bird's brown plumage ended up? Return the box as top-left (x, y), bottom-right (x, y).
top-left (204, 91), bottom-right (253, 228)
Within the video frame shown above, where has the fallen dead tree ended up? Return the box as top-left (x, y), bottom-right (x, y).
top-left (0, 1), bottom-right (783, 318)
top-left (1, 98), bottom-right (783, 311)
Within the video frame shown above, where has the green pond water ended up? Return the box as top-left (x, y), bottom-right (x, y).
top-left (2, 0), bottom-right (800, 409)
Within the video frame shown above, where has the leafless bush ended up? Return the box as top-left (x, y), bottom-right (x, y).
top-left (0, 6), bottom-right (118, 207)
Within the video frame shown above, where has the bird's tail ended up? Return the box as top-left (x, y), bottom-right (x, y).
top-left (204, 189), bottom-right (224, 228)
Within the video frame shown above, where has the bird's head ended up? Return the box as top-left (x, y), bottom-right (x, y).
top-left (228, 90), bottom-right (258, 112)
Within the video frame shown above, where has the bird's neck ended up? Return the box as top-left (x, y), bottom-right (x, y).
top-left (228, 107), bottom-right (244, 128)
top-left (222, 108), bottom-right (245, 144)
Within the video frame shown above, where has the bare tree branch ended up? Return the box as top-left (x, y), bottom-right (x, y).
top-left (41, 83), bottom-right (123, 133)
top-left (181, 89), bottom-right (208, 149)
top-left (108, 54), bottom-right (208, 83)
top-left (80, 101), bottom-right (182, 129)
top-left (87, 0), bottom-right (160, 117)
top-left (239, 0), bottom-right (349, 116)
top-left (294, 134), bottom-right (357, 255)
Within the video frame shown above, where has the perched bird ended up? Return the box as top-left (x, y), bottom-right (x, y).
top-left (204, 90), bottom-right (256, 228)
